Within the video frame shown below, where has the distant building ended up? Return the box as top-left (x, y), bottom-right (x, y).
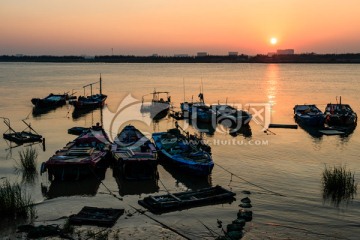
top-left (267, 52), bottom-right (276, 57)
top-left (197, 52), bottom-right (208, 57)
top-left (276, 49), bottom-right (294, 55)
top-left (228, 52), bottom-right (238, 56)
top-left (151, 54), bottom-right (159, 57)
top-left (174, 54), bottom-right (189, 57)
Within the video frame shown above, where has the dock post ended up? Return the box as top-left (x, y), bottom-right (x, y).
top-left (42, 138), bottom-right (46, 151)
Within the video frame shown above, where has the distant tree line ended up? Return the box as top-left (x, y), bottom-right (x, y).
top-left (1, 53), bottom-right (360, 63)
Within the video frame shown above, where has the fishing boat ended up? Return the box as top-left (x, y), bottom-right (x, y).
top-left (111, 125), bottom-right (158, 180)
top-left (293, 104), bottom-right (326, 127)
top-left (138, 185), bottom-right (236, 214)
top-left (41, 123), bottom-right (111, 181)
top-left (324, 97), bottom-right (357, 126)
top-left (141, 90), bottom-right (171, 119)
top-left (211, 104), bottom-right (252, 128)
top-left (31, 93), bottom-right (71, 108)
top-left (152, 124), bottom-right (213, 176)
top-left (68, 126), bottom-right (90, 135)
top-left (70, 75), bottom-right (107, 110)
top-left (181, 93), bottom-right (212, 123)
top-left (2, 118), bottom-right (42, 144)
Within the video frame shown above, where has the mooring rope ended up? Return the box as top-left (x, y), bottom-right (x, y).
top-left (86, 164), bottom-right (192, 239)
top-left (214, 162), bottom-right (285, 197)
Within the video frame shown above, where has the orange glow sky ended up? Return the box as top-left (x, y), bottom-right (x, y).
top-left (1, 1), bottom-right (360, 56)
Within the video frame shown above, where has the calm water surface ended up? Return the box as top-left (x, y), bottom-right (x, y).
top-left (0, 62), bottom-right (359, 239)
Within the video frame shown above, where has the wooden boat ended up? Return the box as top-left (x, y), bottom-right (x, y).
top-left (69, 206), bottom-right (124, 227)
top-left (112, 125), bottom-right (158, 180)
top-left (31, 93), bottom-right (69, 108)
top-left (211, 104), bottom-right (252, 128)
top-left (141, 90), bottom-right (171, 119)
top-left (70, 75), bottom-right (107, 110)
top-left (2, 118), bottom-right (42, 144)
top-left (324, 97), bottom-right (357, 126)
top-left (68, 126), bottom-right (90, 135)
top-left (41, 124), bottom-right (111, 181)
top-left (181, 92), bottom-right (212, 123)
top-left (152, 125), bottom-right (213, 176)
top-left (293, 104), bottom-right (326, 127)
top-left (138, 185), bottom-right (236, 214)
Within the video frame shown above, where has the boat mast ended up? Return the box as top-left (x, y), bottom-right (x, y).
top-left (100, 73), bottom-right (102, 95)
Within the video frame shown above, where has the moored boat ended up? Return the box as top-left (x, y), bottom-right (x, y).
top-left (141, 90), bottom-right (171, 119)
top-left (138, 185), bottom-right (236, 214)
top-left (152, 126), bottom-right (213, 176)
top-left (111, 125), bottom-right (158, 180)
top-left (41, 123), bottom-right (111, 181)
top-left (293, 104), bottom-right (326, 127)
top-left (211, 104), bottom-right (252, 129)
top-left (2, 118), bottom-right (42, 144)
top-left (324, 97), bottom-right (357, 126)
top-left (70, 75), bottom-right (107, 110)
top-left (31, 93), bottom-right (70, 108)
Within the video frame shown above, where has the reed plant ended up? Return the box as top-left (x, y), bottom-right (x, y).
top-left (322, 165), bottom-right (357, 205)
top-left (0, 179), bottom-right (35, 219)
top-left (14, 148), bottom-right (38, 184)
top-left (15, 148), bottom-right (38, 174)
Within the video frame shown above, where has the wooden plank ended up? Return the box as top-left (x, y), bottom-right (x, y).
top-left (268, 124), bottom-right (298, 129)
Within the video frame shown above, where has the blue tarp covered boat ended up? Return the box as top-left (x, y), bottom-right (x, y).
top-left (152, 127), bottom-right (213, 176)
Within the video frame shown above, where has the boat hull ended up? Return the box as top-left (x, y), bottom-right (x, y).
top-left (324, 103), bottom-right (357, 127)
top-left (138, 185), bottom-right (236, 214)
top-left (112, 125), bottom-right (158, 180)
top-left (294, 104), bottom-right (326, 127)
top-left (31, 94), bottom-right (68, 108)
top-left (42, 125), bottom-right (111, 181)
top-left (152, 131), bottom-right (214, 176)
top-left (3, 132), bottom-right (42, 144)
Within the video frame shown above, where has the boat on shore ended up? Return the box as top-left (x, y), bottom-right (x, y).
top-left (152, 125), bottom-right (213, 176)
top-left (70, 75), bottom-right (107, 110)
top-left (111, 125), bottom-right (158, 180)
top-left (41, 123), bottom-right (111, 181)
top-left (138, 185), bottom-right (236, 214)
top-left (293, 104), bottom-right (326, 127)
top-left (324, 97), bottom-right (357, 126)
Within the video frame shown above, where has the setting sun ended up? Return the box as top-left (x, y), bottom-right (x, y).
top-left (270, 37), bottom-right (278, 45)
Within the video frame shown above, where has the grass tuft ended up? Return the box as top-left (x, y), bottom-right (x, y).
top-left (15, 148), bottom-right (38, 183)
top-left (0, 179), bottom-right (35, 219)
top-left (322, 165), bottom-right (357, 206)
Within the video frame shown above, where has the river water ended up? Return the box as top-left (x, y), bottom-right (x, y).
top-left (0, 62), bottom-right (359, 239)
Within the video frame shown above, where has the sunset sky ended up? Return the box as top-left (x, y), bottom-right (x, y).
top-left (1, 1), bottom-right (360, 56)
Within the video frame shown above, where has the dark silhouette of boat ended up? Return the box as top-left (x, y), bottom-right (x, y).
top-left (294, 104), bottom-right (326, 127)
top-left (31, 93), bottom-right (69, 108)
top-left (138, 185), bottom-right (236, 214)
top-left (2, 118), bottom-right (42, 144)
top-left (40, 123), bottom-right (111, 181)
top-left (70, 74), bottom-right (107, 110)
top-left (141, 90), bottom-right (171, 119)
top-left (324, 97), bottom-right (357, 127)
top-left (111, 125), bottom-right (158, 180)
top-left (211, 104), bottom-right (252, 128)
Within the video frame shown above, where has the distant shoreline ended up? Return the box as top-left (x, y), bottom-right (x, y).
top-left (1, 53), bottom-right (360, 63)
